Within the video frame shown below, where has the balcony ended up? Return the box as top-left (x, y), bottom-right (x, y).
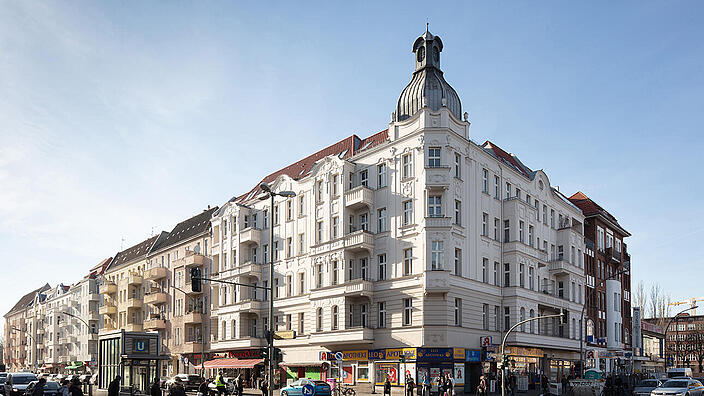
top-left (235, 299), bottom-right (264, 314)
top-left (99, 281), bottom-right (116, 294)
top-left (128, 273), bottom-right (143, 286)
top-left (345, 279), bottom-right (374, 297)
top-left (58, 337), bottom-right (68, 344)
top-left (425, 166), bottom-right (451, 189)
top-left (99, 304), bottom-right (116, 315)
top-left (146, 266), bottom-right (168, 280)
top-left (344, 186), bottom-right (374, 210)
top-left (70, 300), bottom-right (79, 308)
top-left (425, 216), bottom-right (452, 230)
top-left (237, 262), bottom-right (262, 279)
top-left (548, 259), bottom-right (584, 277)
top-left (503, 241), bottom-right (548, 263)
top-left (344, 230), bottom-right (374, 253)
top-left (180, 341), bottom-right (204, 354)
top-left (240, 227), bottom-right (261, 246)
top-left (125, 323), bottom-right (143, 332)
top-left (88, 293), bottom-right (100, 302)
top-left (183, 312), bottom-right (203, 324)
top-left (36, 328), bottom-right (45, 335)
top-left (125, 297), bottom-right (143, 309)
top-left (67, 335), bottom-right (77, 344)
top-left (185, 279), bottom-right (203, 295)
top-left (145, 292), bottom-right (168, 305)
top-left (144, 319), bottom-right (166, 330)
top-left (87, 311), bottom-right (100, 321)
top-left (182, 254), bottom-right (208, 268)
top-left (309, 327), bottom-right (374, 346)
top-left (424, 270), bottom-right (451, 295)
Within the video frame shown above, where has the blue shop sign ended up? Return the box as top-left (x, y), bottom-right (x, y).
top-left (368, 350), bottom-right (385, 360)
top-left (417, 348), bottom-right (453, 361)
top-left (465, 350), bottom-right (481, 362)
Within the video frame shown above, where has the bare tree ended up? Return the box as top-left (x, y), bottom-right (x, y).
top-left (633, 280), bottom-right (648, 315)
top-left (648, 284), bottom-right (672, 327)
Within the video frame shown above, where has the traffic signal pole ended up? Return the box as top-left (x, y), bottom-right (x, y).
top-left (500, 311), bottom-right (566, 396)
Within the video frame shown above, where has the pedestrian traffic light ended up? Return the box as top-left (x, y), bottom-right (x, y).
top-left (399, 356), bottom-right (405, 363)
top-left (501, 354), bottom-right (510, 369)
top-left (190, 267), bottom-right (202, 293)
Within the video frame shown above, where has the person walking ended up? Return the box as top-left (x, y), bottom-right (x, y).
top-left (151, 377), bottom-right (162, 396)
top-left (198, 379), bottom-right (210, 396)
top-left (108, 376), bottom-right (121, 396)
top-left (477, 375), bottom-right (487, 396)
top-left (69, 378), bottom-right (84, 396)
top-left (384, 377), bottom-right (392, 396)
top-left (169, 378), bottom-right (186, 396)
top-left (260, 376), bottom-right (268, 396)
top-left (235, 374), bottom-right (244, 396)
top-left (422, 375), bottom-right (430, 396)
top-left (406, 375), bottom-right (415, 396)
top-left (58, 380), bottom-right (70, 396)
top-left (31, 378), bottom-right (47, 396)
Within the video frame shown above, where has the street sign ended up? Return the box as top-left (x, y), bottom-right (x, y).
top-left (183, 357), bottom-right (189, 365)
top-left (480, 336), bottom-right (492, 347)
top-left (302, 384), bottom-right (315, 396)
top-left (274, 330), bottom-right (296, 340)
top-left (335, 352), bottom-right (343, 361)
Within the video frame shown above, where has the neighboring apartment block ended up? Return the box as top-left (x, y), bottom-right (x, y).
top-left (3, 285), bottom-right (50, 372)
top-left (208, 29), bottom-right (587, 389)
top-left (569, 192), bottom-right (632, 374)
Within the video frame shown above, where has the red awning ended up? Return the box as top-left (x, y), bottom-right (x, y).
top-left (203, 358), bottom-right (264, 369)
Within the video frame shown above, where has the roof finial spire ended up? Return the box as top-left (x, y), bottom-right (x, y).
top-left (426, 19), bottom-right (429, 33)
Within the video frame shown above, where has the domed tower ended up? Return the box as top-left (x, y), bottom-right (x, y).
top-left (396, 28), bottom-right (462, 122)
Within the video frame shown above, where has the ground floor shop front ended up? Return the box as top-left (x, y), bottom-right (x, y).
top-left (585, 347), bottom-right (633, 375)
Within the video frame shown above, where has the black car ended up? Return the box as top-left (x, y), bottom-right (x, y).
top-left (4, 373), bottom-right (38, 396)
top-left (24, 381), bottom-right (60, 396)
top-left (1, 373), bottom-right (8, 396)
top-left (165, 375), bottom-right (204, 392)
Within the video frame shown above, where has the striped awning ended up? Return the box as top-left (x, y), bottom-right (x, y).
top-left (203, 358), bottom-right (264, 369)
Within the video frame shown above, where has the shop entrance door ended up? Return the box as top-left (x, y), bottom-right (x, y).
top-left (136, 366), bottom-right (149, 395)
top-left (297, 368), bottom-right (306, 380)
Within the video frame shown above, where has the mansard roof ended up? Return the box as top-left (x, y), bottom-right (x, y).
top-left (152, 206), bottom-right (218, 252)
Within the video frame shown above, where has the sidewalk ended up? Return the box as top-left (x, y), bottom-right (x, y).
top-left (94, 386), bottom-right (546, 396)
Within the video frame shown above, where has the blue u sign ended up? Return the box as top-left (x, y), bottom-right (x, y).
top-left (135, 339), bottom-right (147, 352)
top-left (302, 384), bottom-right (315, 396)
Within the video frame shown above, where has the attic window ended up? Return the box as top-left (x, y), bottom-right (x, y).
top-left (360, 141), bottom-right (374, 151)
top-left (338, 149), bottom-right (348, 158)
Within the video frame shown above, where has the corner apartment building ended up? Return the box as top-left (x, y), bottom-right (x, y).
top-left (659, 314), bottom-right (704, 374)
top-left (101, 233), bottom-right (168, 334)
top-left (3, 285), bottom-right (50, 371)
top-left (568, 192), bottom-right (632, 374)
top-left (208, 29), bottom-right (587, 389)
top-left (144, 207), bottom-right (217, 377)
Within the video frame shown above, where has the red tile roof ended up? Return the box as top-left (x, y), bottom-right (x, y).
top-left (568, 191), bottom-right (629, 235)
top-left (235, 130), bottom-right (389, 203)
top-left (482, 141), bottom-right (532, 178)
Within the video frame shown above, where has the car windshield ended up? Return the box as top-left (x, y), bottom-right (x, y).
top-left (662, 380), bottom-right (689, 388)
top-left (45, 382), bottom-right (60, 390)
top-left (639, 380), bottom-right (659, 387)
top-left (12, 376), bottom-right (38, 385)
top-left (187, 376), bottom-right (201, 380)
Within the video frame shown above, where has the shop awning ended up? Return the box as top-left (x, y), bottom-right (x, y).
top-left (279, 362), bottom-right (325, 367)
top-left (203, 358), bottom-right (264, 369)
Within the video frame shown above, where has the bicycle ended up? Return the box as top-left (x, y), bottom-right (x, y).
top-left (332, 385), bottom-right (356, 396)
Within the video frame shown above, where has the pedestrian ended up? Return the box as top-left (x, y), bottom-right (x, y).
top-left (477, 375), bottom-right (486, 396)
top-left (260, 376), bottom-right (268, 396)
top-left (198, 378), bottom-right (210, 396)
top-left (384, 377), bottom-right (392, 396)
top-left (32, 378), bottom-right (47, 396)
top-left (58, 380), bottom-right (70, 396)
top-left (216, 372), bottom-right (227, 396)
top-left (236, 374), bottom-right (244, 396)
top-left (541, 375), bottom-right (548, 396)
top-left (108, 376), bottom-right (121, 396)
top-left (561, 375), bottom-right (568, 396)
top-left (151, 377), bottom-right (162, 396)
top-left (169, 378), bottom-right (186, 396)
top-left (70, 378), bottom-right (84, 396)
top-left (449, 374), bottom-right (455, 396)
top-left (422, 375), bottom-right (430, 396)
top-left (406, 375), bottom-right (415, 396)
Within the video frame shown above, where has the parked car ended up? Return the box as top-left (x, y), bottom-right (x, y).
top-left (208, 377), bottom-right (235, 393)
top-left (651, 378), bottom-right (704, 396)
top-left (23, 381), bottom-right (60, 396)
top-left (634, 379), bottom-right (662, 396)
top-left (4, 373), bottom-right (38, 396)
top-left (1, 373), bottom-right (8, 396)
top-left (280, 379), bottom-right (331, 396)
top-left (164, 375), bottom-right (204, 392)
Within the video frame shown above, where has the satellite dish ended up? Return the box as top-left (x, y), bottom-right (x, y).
top-left (194, 244), bottom-right (201, 254)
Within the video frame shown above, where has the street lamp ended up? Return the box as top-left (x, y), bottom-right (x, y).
top-left (665, 305), bottom-right (698, 368)
top-left (579, 267), bottom-right (629, 377)
top-left (259, 182), bottom-right (295, 396)
top-left (62, 311), bottom-right (95, 334)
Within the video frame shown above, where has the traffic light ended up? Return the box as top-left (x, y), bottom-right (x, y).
top-left (274, 347), bottom-right (283, 362)
top-left (190, 267), bottom-right (202, 293)
top-left (500, 354), bottom-right (510, 369)
top-left (261, 347), bottom-right (269, 364)
top-left (399, 355), bottom-right (405, 363)
top-left (560, 309), bottom-right (568, 324)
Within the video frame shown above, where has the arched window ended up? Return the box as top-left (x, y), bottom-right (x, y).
top-left (529, 309), bottom-right (535, 333)
top-left (332, 306), bottom-right (339, 330)
top-left (520, 308), bottom-right (526, 332)
top-left (316, 308), bottom-right (323, 332)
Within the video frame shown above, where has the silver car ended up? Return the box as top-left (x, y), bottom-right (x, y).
top-left (635, 379), bottom-right (662, 396)
top-left (651, 379), bottom-right (704, 396)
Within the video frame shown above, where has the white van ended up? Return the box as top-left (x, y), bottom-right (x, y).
top-left (667, 368), bottom-right (693, 378)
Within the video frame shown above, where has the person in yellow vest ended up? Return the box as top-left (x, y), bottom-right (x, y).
top-left (216, 371), bottom-right (227, 396)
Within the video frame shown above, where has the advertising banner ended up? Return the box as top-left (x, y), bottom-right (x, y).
top-left (454, 363), bottom-right (465, 386)
top-left (417, 348), bottom-right (453, 361)
top-left (632, 307), bottom-right (642, 351)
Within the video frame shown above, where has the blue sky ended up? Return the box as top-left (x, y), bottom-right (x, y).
top-left (1, 1), bottom-right (703, 332)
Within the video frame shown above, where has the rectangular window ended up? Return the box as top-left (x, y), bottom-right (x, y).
top-left (543, 205), bottom-right (547, 225)
top-left (377, 164), bottom-right (387, 188)
top-left (494, 218), bottom-right (499, 240)
top-left (286, 275), bottom-right (292, 297)
top-left (298, 195), bottom-right (305, 216)
top-left (298, 313), bottom-right (305, 335)
top-left (515, 188), bottom-right (521, 200)
top-left (316, 180), bottom-right (324, 202)
top-left (378, 208), bottom-right (388, 232)
top-left (483, 304), bottom-right (489, 330)
top-left (504, 307), bottom-right (510, 331)
top-left (360, 257), bottom-right (368, 280)
top-left (360, 169), bottom-right (368, 187)
top-left (402, 153), bottom-right (413, 179)
top-left (504, 219), bottom-right (510, 242)
top-left (332, 217), bottom-right (339, 239)
top-left (332, 174), bottom-right (339, 196)
top-left (286, 237), bottom-right (292, 258)
top-left (482, 213), bottom-right (488, 236)
top-left (528, 225), bottom-right (534, 247)
top-left (428, 147), bottom-right (441, 167)
top-left (316, 264), bottom-right (323, 288)
top-left (403, 298), bottom-right (412, 326)
top-left (378, 302), bottom-right (386, 328)
top-left (482, 169), bottom-right (488, 193)
top-left (331, 260), bottom-right (339, 285)
top-left (378, 254), bottom-right (387, 281)
top-left (534, 200), bottom-right (539, 221)
top-left (431, 241), bottom-right (444, 270)
top-left (274, 278), bottom-right (279, 299)
top-left (454, 153), bottom-right (461, 178)
top-left (428, 195), bottom-right (442, 217)
top-left (454, 298), bottom-right (462, 326)
top-left (519, 221), bottom-right (524, 242)
top-left (454, 248), bottom-right (462, 277)
top-left (454, 200), bottom-right (461, 225)
top-left (274, 241), bottom-right (279, 260)
top-left (519, 264), bottom-right (525, 287)
top-left (494, 262), bottom-right (500, 286)
top-left (274, 205), bottom-right (280, 225)
top-left (287, 200), bottom-right (293, 221)
top-left (360, 213), bottom-right (368, 231)
top-left (482, 258), bottom-right (488, 283)
top-left (494, 306), bottom-right (500, 331)
top-left (550, 209), bottom-right (555, 228)
top-left (494, 176), bottom-right (500, 198)
top-left (317, 221), bottom-right (323, 243)
top-left (403, 249), bottom-right (413, 276)
top-left (298, 233), bottom-right (305, 254)
top-left (403, 200), bottom-right (413, 225)
top-left (504, 263), bottom-right (510, 287)
top-left (505, 182), bottom-right (511, 199)
top-left (299, 273), bottom-right (305, 295)
top-left (529, 267), bottom-right (534, 290)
